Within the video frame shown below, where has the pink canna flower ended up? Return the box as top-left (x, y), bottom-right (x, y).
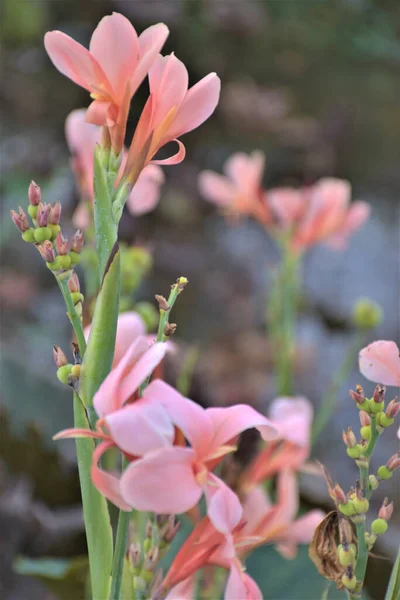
top-left (65, 109), bottom-right (165, 226)
top-left (198, 151), bottom-right (272, 226)
top-left (242, 396), bottom-right (314, 490)
top-left (123, 53), bottom-right (220, 184)
top-left (359, 340), bottom-right (400, 387)
top-left (118, 380), bottom-right (277, 530)
top-left (45, 13), bottom-right (169, 154)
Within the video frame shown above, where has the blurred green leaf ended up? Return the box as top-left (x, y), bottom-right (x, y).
top-left (14, 556), bottom-right (88, 600)
top-left (385, 544), bottom-right (400, 600)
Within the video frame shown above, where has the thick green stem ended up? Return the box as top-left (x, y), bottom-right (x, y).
top-left (110, 506), bottom-right (131, 600)
top-left (56, 273), bottom-right (86, 357)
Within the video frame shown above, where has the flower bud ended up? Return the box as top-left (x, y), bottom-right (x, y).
top-left (377, 465), bottom-right (392, 480)
top-left (128, 543), bottom-right (142, 568)
top-left (352, 298), bottom-right (383, 329)
top-left (55, 231), bottom-right (70, 255)
top-left (68, 272), bottom-right (80, 294)
top-left (369, 475), bottom-right (379, 490)
top-left (341, 568), bottom-right (357, 591)
top-left (342, 427), bottom-right (357, 448)
top-left (338, 543), bottom-right (356, 568)
top-left (49, 202), bottom-right (62, 225)
top-left (36, 202), bottom-right (50, 227)
top-left (71, 229), bottom-right (84, 253)
top-left (386, 397), bottom-right (400, 418)
top-left (34, 227), bottom-right (53, 243)
top-left (10, 207), bottom-right (30, 232)
top-left (350, 385), bottom-right (369, 411)
top-left (378, 498), bottom-right (394, 521)
top-left (360, 426), bottom-right (371, 441)
top-left (331, 483), bottom-right (347, 504)
top-left (143, 546), bottom-right (159, 572)
top-left (53, 345), bottom-right (68, 367)
top-left (57, 364), bottom-right (73, 384)
top-left (370, 385), bottom-right (385, 413)
top-left (339, 502), bottom-right (355, 517)
top-left (38, 240), bottom-right (55, 262)
top-left (21, 229), bottom-right (36, 243)
top-left (28, 180), bottom-right (41, 205)
top-left (386, 452), bottom-right (400, 473)
top-left (359, 411), bottom-right (371, 427)
top-left (371, 518), bottom-right (388, 535)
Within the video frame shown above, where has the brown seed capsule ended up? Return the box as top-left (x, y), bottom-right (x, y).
top-left (155, 295), bottom-right (170, 311)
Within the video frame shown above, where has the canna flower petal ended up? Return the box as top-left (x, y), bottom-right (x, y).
top-left (325, 200), bottom-right (371, 249)
top-left (205, 473), bottom-right (243, 534)
top-left (149, 53), bottom-right (189, 128)
top-left (269, 396), bottom-right (313, 450)
top-left (151, 139), bottom-right (186, 165)
top-left (165, 576), bottom-right (195, 600)
top-left (359, 340), bottom-right (400, 387)
top-left (89, 13), bottom-right (140, 101)
top-left (91, 441), bottom-right (131, 511)
top-left (131, 23), bottom-right (170, 95)
top-left (268, 188), bottom-right (305, 228)
top-left (126, 164), bottom-right (165, 216)
top-left (225, 562), bottom-right (262, 600)
top-left (198, 171), bottom-right (236, 206)
top-left (167, 73), bottom-right (221, 139)
top-left (120, 446), bottom-right (201, 513)
top-left (224, 151), bottom-right (264, 192)
top-left (205, 404), bottom-right (278, 449)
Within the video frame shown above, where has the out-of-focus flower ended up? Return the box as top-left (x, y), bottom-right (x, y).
top-left (45, 14), bottom-right (169, 153)
top-left (198, 151), bottom-right (272, 225)
top-left (65, 109), bottom-right (165, 226)
top-left (123, 53), bottom-right (220, 183)
top-left (359, 340), bottom-right (400, 387)
top-left (118, 380), bottom-right (277, 529)
top-left (242, 396), bottom-right (314, 490)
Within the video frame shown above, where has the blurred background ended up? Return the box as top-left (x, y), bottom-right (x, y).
top-left (1, 1), bottom-right (399, 598)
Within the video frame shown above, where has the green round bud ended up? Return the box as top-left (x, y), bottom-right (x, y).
top-left (347, 446), bottom-right (361, 459)
top-left (21, 228), bottom-right (36, 243)
top-left (339, 502), bottom-right (355, 517)
top-left (70, 364), bottom-right (81, 378)
top-left (369, 475), bottom-right (379, 490)
top-left (341, 574), bottom-right (357, 591)
top-left (357, 399), bottom-right (370, 411)
top-left (57, 255), bottom-right (71, 270)
top-left (134, 301), bottom-right (159, 331)
top-left (57, 364), bottom-right (73, 384)
top-left (46, 257), bottom-right (62, 271)
top-left (70, 292), bottom-right (84, 305)
top-left (371, 518), bottom-right (388, 535)
top-left (360, 426), bottom-right (371, 440)
top-left (377, 466), bottom-right (392, 480)
top-left (338, 545), bottom-right (356, 567)
top-left (352, 498), bottom-right (369, 514)
top-left (370, 401), bottom-right (384, 414)
top-left (378, 413), bottom-right (394, 427)
top-left (49, 224), bottom-right (61, 240)
top-left (28, 205), bottom-right (38, 219)
top-left (352, 298), bottom-right (383, 329)
top-left (34, 227), bottom-right (53, 243)
top-left (69, 251), bottom-right (81, 265)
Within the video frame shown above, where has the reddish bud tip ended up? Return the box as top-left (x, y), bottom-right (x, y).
top-left (49, 202), bottom-right (62, 225)
top-left (386, 397), bottom-right (400, 418)
top-left (53, 345), bottom-right (68, 367)
top-left (359, 411), bottom-right (371, 427)
top-left (68, 272), bottom-right (80, 294)
top-left (28, 180), bottom-right (41, 205)
top-left (373, 384), bottom-right (386, 403)
top-left (71, 229), bottom-right (84, 253)
top-left (10, 207), bottom-right (30, 232)
top-left (332, 483), bottom-right (347, 504)
top-left (387, 452), bottom-right (400, 473)
top-left (350, 385), bottom-right (365, 405)
top-left (55, 231), bottom-right (70, 255)
top-left (36, 202), bottom-right (50, 227)
top-left (378, 498), bottom-right (394, 521)
top-left (38, 240), bottom-right (55, 262)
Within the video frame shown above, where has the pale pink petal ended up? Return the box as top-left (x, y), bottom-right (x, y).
top-left (168, 73), bottom-right (221, 139)
top-left (113, 312), bottom-right (146, 366)
top-left (205, 404), bottom-right (278, 451)
top-left (130, 23), bottom-right (170, 95)
top-left (224, 151), bottom-right (264, 193)
top-left (288, 510), bottom-right (325, 544)
top-left (89, 13), bottom-right (139, 101)
top-left (242, 485), bottom-right (272, 536)
top-left (152, 139), bottom-right (186, 165)
top-left (225, 562), bottom-right (247, 600)
top-left (120, 446), bottom-right (202, 513)
top-left (241, 573), bottom-right (263, 600)
top-left (269, 396), bottom-right (313, 449)
top-left (205, 474), bottom-right (243, 534)
top-left (198, 171), bottom-right (236, 207)
top-left (359, 340), bottom-right (400, 387)
top-left (268, 187), bottom-right (305, 228)
top-left (91, 441), bottom-right (131, 511)
top-left (65, 108), bottom-right (100, 159)
top-left (325, 200), bottom-right (370, 249)
top-left (85, 100), bottom-right (113, 126)
top-left (73, 203), bottom-right (91, 228)
top-left (53, 428), bottom-right (102, 441)
top-left (44, 31), bottom-right (108, 93)
top-left (276, 469), bottom-right (299, 524)
top-left (166, 576), bottom-right (195, 600)
top-left (142, 380), bottom-right (214, 456)
top-left (149, 54), bottom-right (188, 128)
top-left (117, 342), bottom-right (167, 404)
top-left (127, 164), bottom-right (165, 216)
top-left (105, 400), bottom-right (174, 455)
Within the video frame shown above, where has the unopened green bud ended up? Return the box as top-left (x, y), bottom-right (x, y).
top-left (338, 544), bottom-right (356, 567)
top-left (34, 226), bottom-right (52, 243)
top-left (370, 401), bottom-right (384, 414)
top-left (57, 364), bottom-right (73, 384)
top-left (28, 204), bottom-right (38, 219)
top-left (339, 502), bottom-right (355, 517)
top-left (352, 497), bottom-right (369, 514)
top-left (369, 475), bottom-right (379, 490)
top-left (57, 255), bottom-right (71, 270)
top-left (360, 426), bottom-right (371, 440)
top-left (377, 466), bottom-right (392, 480)
top-left (371, 518), bottom-right (388, 535)
top-left (378, 413), bottom-right (394, 427)
top-left (341, 574), bottom-right (357, 591)
top-left (21, 228), bottom-right (36, 243)
top-left (49, 224), bottom-right (61, 240)
top-left (46, 257), bottom-right (62, 271)
top-left (352, 298), bottom-right (383, 329)
top-left (347, 446), bottom-right (362, 459)
top-left (70, 292), bottom-right (84, 305)
top-left (70, 364), bottom-right (81, 379)
top-left (357, 399), bottom-right (370, 411)
top-left (69, 251), bottom-right (81, 265)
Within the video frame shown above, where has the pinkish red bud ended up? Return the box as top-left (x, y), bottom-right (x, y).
top-left (36, 202), bottom-right (50, 227)
top-left (331, 483), bottom-right (347, 504)
top-left (55, 231), bottom-right (70, 255)
top-left (53, 345), bottom-right (68, 368)
top-left (359, 411), bottom-right (371, 427)
top-left (28, 180), bottom-right (41, 205)
top-left (10, 207), bottom-right (30, 232)
top-left (387, 452), bottom-right (400, 473)
top-left (71, 229), bottom-right (84, 253)
top-left (378, 498), bottom-right (394, 521)
top-left (49, 202), bottom-right (62, 225)
top-left (373, 384), bottom-right (386, 403)
top-left (342, 427), bottom-right (357, 448)
top-left (128, 543), bottom-right (142, 568)
top-left (38, 240), bottom-right (55, 262)
top-left (68, 272), bottom-right (80, 294)
top-left (350, 385), bottom-right (365, 405)
top-left (386, 397), bottom-right (400, 418)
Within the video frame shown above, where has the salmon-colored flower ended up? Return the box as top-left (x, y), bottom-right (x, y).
top-left (198, 151), bottom-right (272, 225)
top-left (242, 396), bottom-right (314, 490)
top-left (65, 109), bottom-right (165, 227)
top-left (359, 340), bottom-right (400, 387)
top-left (45, 13), bottom-right (169, 153)
top-left (118, 380), bottom-right (277, 529)
top-left (123, 53), bottom-right (220, 184)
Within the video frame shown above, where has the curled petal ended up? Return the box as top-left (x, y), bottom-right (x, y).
top-left (91, 441), bottom-right (131, 511)
top-left (120, 446), bottom-right (202, 514)
top-left (152, 139), bottom-right (186, 166)
top-left (359, 340), bottom-right (400, 387)
top-left (53, 427), bottom-right (103, 441)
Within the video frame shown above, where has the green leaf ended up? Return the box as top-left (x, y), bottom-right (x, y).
top-left (74, 394), bottom-right (113, 600)
top-left (385, 543), bottom-right (400, 600)
top-left (14, 555), bottom-right (88, 600)
top-left (79, 245), bottom-right (120, 408)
